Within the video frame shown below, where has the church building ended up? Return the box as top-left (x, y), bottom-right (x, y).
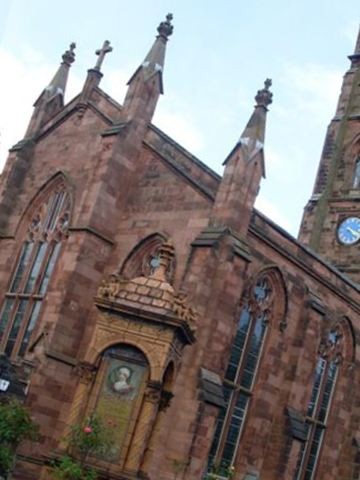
top-left (0, 14), bottom-right (360, 480)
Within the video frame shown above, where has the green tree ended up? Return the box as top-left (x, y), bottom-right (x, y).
top-left (0, 399), bottom-right (39, 478)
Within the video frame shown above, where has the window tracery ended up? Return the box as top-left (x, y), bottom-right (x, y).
top-left (0, 184), bottom-right (70, 358)
top-left (294, 325), bottom-right (343, 480)
top-left (207, 271), bottom-right (283, 475)
top-left (120, 233), bottom-right (175, 282)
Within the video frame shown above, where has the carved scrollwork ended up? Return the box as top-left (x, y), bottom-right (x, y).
top-left (159, 390), bottom-right (174, 411)
top-left (172, 292), bottom-right (198, 326)
top-left (73, 361), bottom-right (97, 384)
top-left (144, 381), bottom-right (162, 404)
top-left (243, 275), bottom-right (274, 325)
top-left (96, 272), bottom-right (198, 332)
top-left (56, 211), bottom-right (70, 234)
top-left (95, 239), bottom-right (198, 338)
top-left (318, 324), bottom-right (344, 364)
top-left (241, 270), bottom-right (287, 332)
top-left (28, 212), bottom-right (42, 237)
top-left (27, 186), bottom-right (70, 241)
top-left (97, 274), bottom-right (124, 299)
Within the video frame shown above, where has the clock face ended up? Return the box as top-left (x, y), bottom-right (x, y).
top-left (337, 217), bottom-right (360, 245)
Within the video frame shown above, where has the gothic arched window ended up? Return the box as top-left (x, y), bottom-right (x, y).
top-left (208, 272), bottom-right (282, 474)
top-left (0, 183), bottom-right (70, 358)
top-left (352, 157), bottom-right (360, 188)
top-left (294, 326), bottom-right (342, 480)
top-left (120, 233), bottom-right (175, 283)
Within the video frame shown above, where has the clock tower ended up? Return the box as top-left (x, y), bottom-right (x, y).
top-left (299, 27), bottom-right (360, 281)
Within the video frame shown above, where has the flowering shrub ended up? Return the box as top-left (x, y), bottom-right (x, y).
top-left (51, 415), bottom-right (112, 480)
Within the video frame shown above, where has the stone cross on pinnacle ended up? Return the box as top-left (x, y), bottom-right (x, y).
top-left (157, 13), bottom-right (174, 39)
top-left (255, 79), bottom-right (273, 108)
top-left (62, 42), bottom-right (76, 66)
top-left (94, 40), bottom-right (113, 71)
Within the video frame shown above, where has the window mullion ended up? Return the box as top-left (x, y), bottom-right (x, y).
top-left (207, 276), bottom-right (273, 476)
top-left (297, 363), bottom-right (327, 479)
top-left (24, 242), bottom-right (48, 294)
top-left (39, 242), bottom-right (62, 294)
top-left (9, 241), bottom-right (34, 293)
top-left (4, 299), bottom-right (31, 357)
top-left (43, 193), bottom-right (58, 230)
top-left (0, 188), bottom-right (68, 359)
top-left (229, 392), bottom-right (250, 465)
top-left (216, 314), bottom-right (257, 466)
top-left (9, 238), bottom-right (49, 356)
top-left (234, 313), bottom-right (256, 386)
top-left (298, 421), bottom-right (316, 480)
top-left (215, 386), bottom-right (237, 462)
top-left (10, 299), bottom-right (35, 358)
top-left (305, 364), bottom-right (336, 479)
top-left (0, 297), bottom-right (18, 348)
top-left (5, 241), bottom-right (38, 298)
top-left (297, 355), bottom-right (339, 480)
top-left (32, 243), bottom-right (53, 295)
top-left (314, 363), bottom-right (329, 421)
top-left (21, 241), bottom-right (42, 293)
top-left (18, 300), bottom-right (43, 357)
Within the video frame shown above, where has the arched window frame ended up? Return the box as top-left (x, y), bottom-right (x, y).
top-left (0, 179), bottom-right (71, 358)
top-left (208, 269), bottom-right (287, 474)
top-left (85, 343), bottom-right (150, 468)
top-left (294, 322), bottom-right (346, 480)
top-left (120, 233), bottom-right (176, 283)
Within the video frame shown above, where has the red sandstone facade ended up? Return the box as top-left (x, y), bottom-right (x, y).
top-left (0, 15), bottom-right (360, 480)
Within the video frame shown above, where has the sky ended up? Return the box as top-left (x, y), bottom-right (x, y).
top-left (0, 1), bottom-right (359, 237)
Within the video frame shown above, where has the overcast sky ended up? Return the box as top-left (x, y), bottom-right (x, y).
top-left (0, 1), bottom-right (359, 236)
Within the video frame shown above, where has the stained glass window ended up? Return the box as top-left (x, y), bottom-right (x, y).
top-left (0, 185), bottom-right (70, 358)
top-left (207, 275), bottom-right (273, 473)
top-left (294, 329), bottom-right (340, 479)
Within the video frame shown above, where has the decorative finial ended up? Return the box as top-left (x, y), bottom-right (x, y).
top-left (94, 40), bottom-right (113, 71)
top-left (255, 78), bottom-right (273, 108)
top-left (157, 13), bottom-right (174, 40)
top-left (354, 25), bottom-right (360, 55)
top-left (150, 242), bottom-right (175, 281)
top-left (62, 42), bottom-right (76, 66)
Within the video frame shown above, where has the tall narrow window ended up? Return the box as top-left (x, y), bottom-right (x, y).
top-left (0, 184), bottom-right (70, 358)
top-left (208, 274), bottom-right (278, 475)
top-left (294, 327), bottom-right (342, 480)
top-left (353, 157), bottom-right (360, 188)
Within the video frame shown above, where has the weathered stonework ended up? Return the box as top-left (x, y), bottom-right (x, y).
top-left (0, 17), bottom-right (359, 480)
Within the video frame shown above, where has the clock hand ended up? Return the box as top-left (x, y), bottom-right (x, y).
top-left (347, 227), bottom-right (360, 238)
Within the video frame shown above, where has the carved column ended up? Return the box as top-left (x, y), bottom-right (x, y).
top-left (140, 390), bottom-right (173, 475)
top-left (60, 362), bottom-right (97, 445)
top-left (124, 381), bottom-right (162, 473)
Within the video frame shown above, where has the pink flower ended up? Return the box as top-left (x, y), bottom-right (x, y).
top-left (83, 426), bottom-right (93, 434)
